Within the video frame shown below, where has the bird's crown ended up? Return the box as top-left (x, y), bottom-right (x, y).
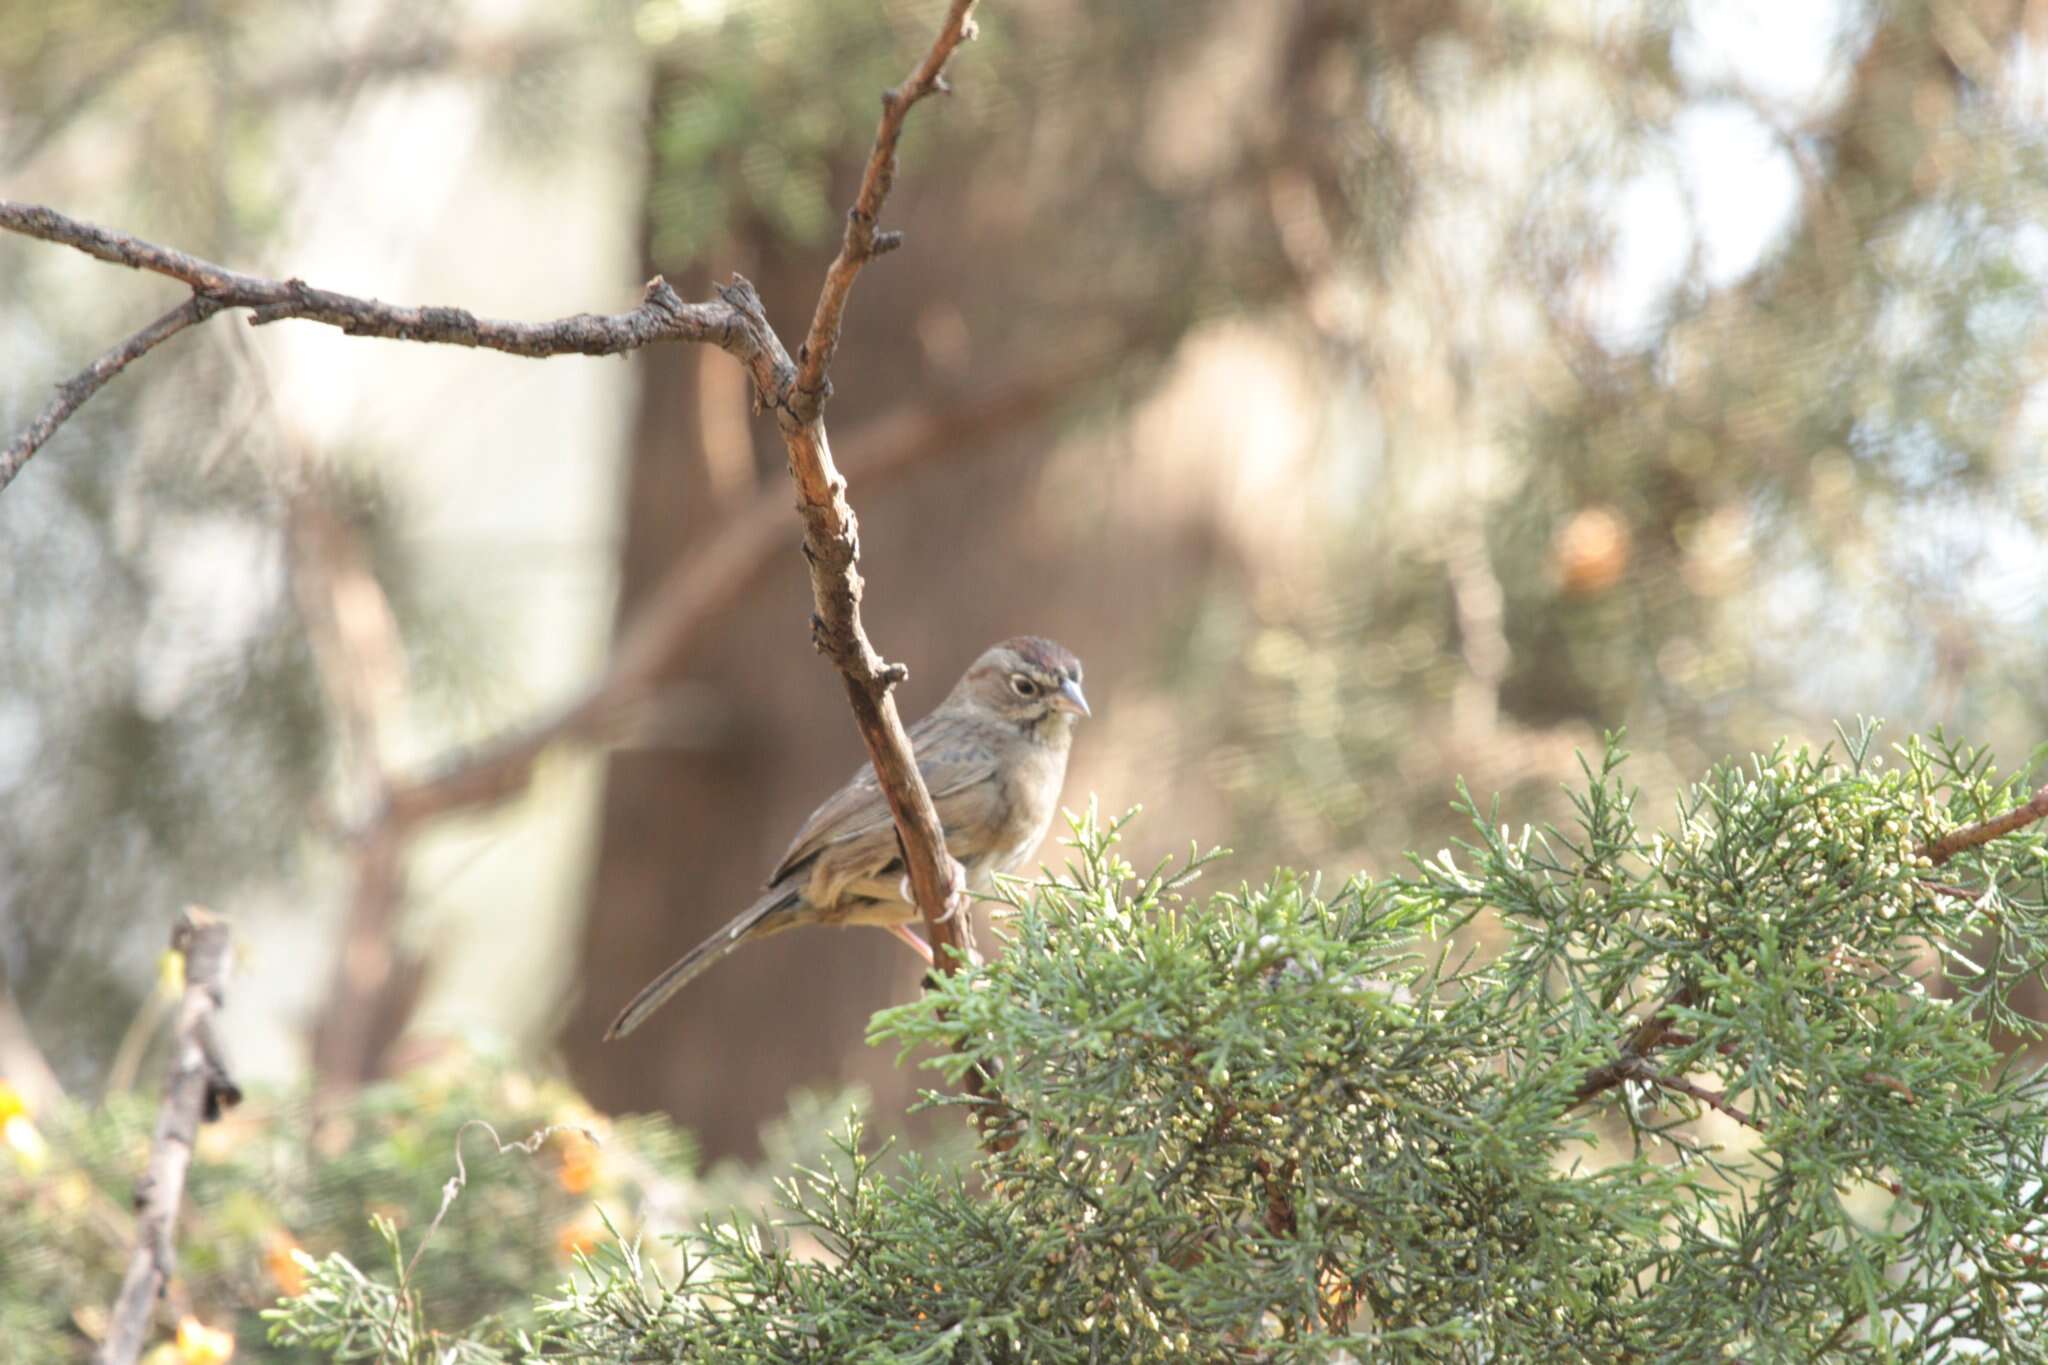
top-left (991, 635), bottom-right (1082, 684)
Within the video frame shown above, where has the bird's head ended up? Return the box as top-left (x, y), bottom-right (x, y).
top-left (951, 636), bottom-right (1089, 734)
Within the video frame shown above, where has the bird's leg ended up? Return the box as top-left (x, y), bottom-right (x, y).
top-left (887, 920), bottom-right (935, 965)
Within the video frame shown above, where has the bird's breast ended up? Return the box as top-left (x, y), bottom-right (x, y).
top-left (991, 737), bottom-right (1070, 877)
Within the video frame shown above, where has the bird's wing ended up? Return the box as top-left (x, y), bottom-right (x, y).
top-left (768, 711), bottom-right (999, 886)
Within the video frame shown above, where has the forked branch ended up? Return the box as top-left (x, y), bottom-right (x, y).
top-left (0, 200), bottom-right (789, 490)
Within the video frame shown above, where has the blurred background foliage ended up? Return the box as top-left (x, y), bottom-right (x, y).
top-left (0, 1052), bottom-right (799, 1360)
top-left (4, 0), bottom-right (2048, 1307)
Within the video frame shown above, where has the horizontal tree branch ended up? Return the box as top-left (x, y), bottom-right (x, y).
top-left (98, 908), bottom-right (241, 1365)
top-left (0, 200), bottom-right (762, 355)
top-left (0, 199), bottom-right (796, 488)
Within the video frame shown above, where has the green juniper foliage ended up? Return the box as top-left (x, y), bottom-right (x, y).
top-left (268, 727), bottom-right (2048, 1360)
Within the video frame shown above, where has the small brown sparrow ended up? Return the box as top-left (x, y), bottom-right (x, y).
top-left (604, 636), bottom-right (1089, 1040)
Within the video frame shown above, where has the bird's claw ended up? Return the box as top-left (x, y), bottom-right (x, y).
top-left (888, 920), bottom-right (935, 965)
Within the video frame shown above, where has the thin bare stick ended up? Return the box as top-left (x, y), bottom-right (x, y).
top-left (789, 0), bottom-right (981, 418)
top-left (98, 908), bottom-right (241, 1365)
top-left (2, 297), bottom-right (216, 490)
top-left (0, 201), bottom-right (766, 357)
top-left (0, 200), bottom-right (793, 483)
top-left (402, 1119), bottom-right (599, 1286)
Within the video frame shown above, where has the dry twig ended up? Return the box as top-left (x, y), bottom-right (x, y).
top-left (0, 200), bottom-right (767, 359)
top-left (98, 908), bottom-right (241, 1365)
top-left (402, 1119), bottom-right (600, 1285)
top-left (1, 297), bottom-right (217, 489)
top-left (759, 0), bottom-right (986, 973)
top-left (790, 0), bottom-right (980, 417)
top-left (0, 200), bottom-right (787, 491)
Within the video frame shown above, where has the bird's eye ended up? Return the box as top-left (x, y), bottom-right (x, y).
top-left (1010, 675), bottom-right (1040, 698)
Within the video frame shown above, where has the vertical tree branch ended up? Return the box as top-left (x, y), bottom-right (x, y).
top-left (98, 908), bottom-right (241, 1365)
top-left (761, 0), bottom-right (985, 974)
top-left (789, 0), bottom-right (980, 415)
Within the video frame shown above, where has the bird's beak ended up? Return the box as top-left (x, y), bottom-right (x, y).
top-left (1055, 678), bottom-right (1091, 718)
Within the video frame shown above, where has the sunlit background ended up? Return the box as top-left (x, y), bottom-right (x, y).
top-left (5, 0), bottom-right (2047, 1173)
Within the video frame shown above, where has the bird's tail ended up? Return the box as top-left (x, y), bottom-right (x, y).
top-left (603, 888), bottom-right (801, 1040)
